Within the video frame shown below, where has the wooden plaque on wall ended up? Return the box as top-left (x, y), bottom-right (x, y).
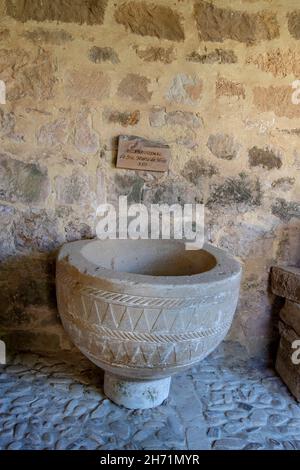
top-left (116, 135), bottom-right (171, 172)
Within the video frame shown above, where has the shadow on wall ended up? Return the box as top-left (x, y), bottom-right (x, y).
top-left (0, 250), bottom-right (71, 355)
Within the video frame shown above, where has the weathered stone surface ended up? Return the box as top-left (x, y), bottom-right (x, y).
top-left (148, 107), bottom-right (167, 127)
top-left (294, 151), bottom-right (300, 170)
top-left (0, 153), bottom-right (50, 204)
top-left (0, 48), bottom-right (57, 101)
top-left (134, 45), bottom-right (175, 64)
top-left (216, 77), bottom-right (245, 99)
top-left (0, 109), bottom-right (15, 137)
top-left (23, 28), bottom-right (73, 45)
top-left (103, 109), bottom-right (140, 127)
top-left (271, 198), bottom-right (300, 222)
top-left (65, 220), bottom-right (93, 243)
top-left (0, 28), bottom-right (9, 41)
top-left (194, 1), bottom-right (279, 44)
top-left (187, 49), bottom-right (237, 64)
top-left (117, 74), bottom-right (152, 103)
top-left (149, 107), bottom-right (202, 129)
top-left (271, 266), bottom-right (300, 303)
top-left (282, 128), bottom-right (300, 137)
top-left (37, 118), bottom-right (69, 147)
top-left (167, 110), bottom-right (202, 129)
top-left (143, 177), bottom-right (202, 205)
top-left (175, 133), bottom-right (198, 151)
top-left (166, 74), bottom-right (202, 105)
top-left (247, 49), bottom-right (300, 78)
top-left (109, 173), bottom-right (144, 205)
top-left (55, 171), bottom-right (94, 205)
top-left (249, 146), bottom-right (282, 170)
top-left (183, 157), bottom-right (218, 187)
top-left (272, 177), bottom-right (295, 192)
top-left (88, 46), bottom-right (120, 64)
top-left (280, 301), bottom-right (300, 336)
top-left (207, 134), bottom-right (240, 160)
top-left (13, 209), bottom-right (63, 252)
top-left (6, 0), bottom-right (108, 25)
top-left (74, 109), bottom-right (99, 155)
top-left (115, 1), bottom-right (184, 42)
top-left (55, 205), bottom-right (95, 240)
top-left (0, 204), bottom-right (16, 259)
top-left (253, 86), bottom-right (300, 119)
top-left (65, 70), bottom-right (110, 101)
top-left (207, 174), bottom-right (262, 209)
top-left (288, 11), bottom-right (300, 40)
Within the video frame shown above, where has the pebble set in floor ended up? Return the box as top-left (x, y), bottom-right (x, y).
top-left (0, 343), bottom-right (300, 450)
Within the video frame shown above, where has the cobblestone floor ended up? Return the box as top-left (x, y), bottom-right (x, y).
top-left (0, 342), bottom-right (300, 450)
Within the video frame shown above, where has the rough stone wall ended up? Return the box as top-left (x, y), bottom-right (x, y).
top-left (0, 0), bottom-right (299, 357)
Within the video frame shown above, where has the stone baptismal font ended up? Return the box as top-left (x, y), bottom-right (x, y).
top-left (56, 239), bottom-right (241, 409)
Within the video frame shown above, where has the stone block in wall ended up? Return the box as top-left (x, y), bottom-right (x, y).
top-left (149, 107), bottom-right (203, 129)
top-left (88, 46), bottom-right (120, 64)
top-left (14, 209), bottom-right (64, 252)
top-left (0, 0), bottom-right (5, 18)
top-left (194, 0), bottom-right (279, 44)
top-left (134, 45), bottom-right (176, 64)
top-left (271, 198), bottom-right (300, 223)
top-left (288, 11), bottom-right (300, 40)
top-left (6, 0), bottom-right (108, 25)
top-left (271, 266), bottom-right (300, 303)
top-left (0, 153), bottom-right (50, 205)
top-left (55, 171), bottom-right (96, 205)
top-left (23, 28), bottom-right (73, 45)
top-left (166, 74), bottom-right (202, 105)
top-left (114, 1), bottom-right (184, 42)
top-left (253, 86), bottom-right (300, 119)
top-left (117, 74), bottom-right (152, 103)
top-left (0, 48), bottom-right (57, 101)
top-left (216, 77), bottom-right (245, 100)
top-left (207, 133), bottom-right (240, 160)
top-left (65, 70), bottom-right (110, 101)
top-left (280, 300), bottom-right (300, 337)
top-left (142, 177), bottom-right (202, 207)
top-left (207, 174), bottom-right (262, 210)
top-left (103, 109), bottom-right (140, 127)
top-left (248, 146), bottom-right (282, 170)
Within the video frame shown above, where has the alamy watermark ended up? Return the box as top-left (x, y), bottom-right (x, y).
top-left (292, 80), bottom-right (300, 105)
top-left (0, 340), bottom-right (6, 365)
top-left (0, 80), bottom-right (5, 104)
top-left (291, 340), bottom-right (300, 365)
top-left (95, 196), bottom-right (204, 250)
